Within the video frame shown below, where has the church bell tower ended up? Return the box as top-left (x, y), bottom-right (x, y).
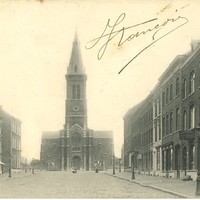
top-left (61, 31), bottom-right (89, 171)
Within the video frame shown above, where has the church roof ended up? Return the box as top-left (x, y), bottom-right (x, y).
top-left (42, 131), bottom-right (59, 139)
top-left (67, 31), bottom-right (85, 74)
top-left (93, 131), bottom-right (113, 139)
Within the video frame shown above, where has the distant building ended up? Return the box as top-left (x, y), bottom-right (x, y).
top-left (40, 32), bottom-right (113, 171)
top-left (0, 106), bottom-right (21, 174)
top-left (124, 41), bottom-right (200, 180)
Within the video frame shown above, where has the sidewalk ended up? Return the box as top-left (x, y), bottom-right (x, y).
top-left (0, 170), bottom-right (40, 181)
top-left (105, 171), bottom-right (198, 198)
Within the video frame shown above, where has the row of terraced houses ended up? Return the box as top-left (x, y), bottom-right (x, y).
top-left (0, 106), bottom-right (21, 174)
top-left (124, 41), bottom-right (200, 181)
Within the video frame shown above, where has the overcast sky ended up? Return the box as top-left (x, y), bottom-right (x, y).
top-left (0, 0), bottom-right (199, 160)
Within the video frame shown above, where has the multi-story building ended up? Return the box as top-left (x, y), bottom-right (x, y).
top-left (40, 32), bottom-right (113, 171)
top-left (124, 41), bottom-right (200, 180)
top-left (0, 106), bottom-right (21, 174)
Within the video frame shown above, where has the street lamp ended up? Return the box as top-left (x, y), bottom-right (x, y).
top-left (113, 155), bottom-right (115, 175)
top-left (119, 158), bottom-right (121, 172)
top-left (112, 143), bottom-right (115, 175)
top-left (104, 153), bottom-right (107, 171)
top-left (25, 158), bottom-right (27, 173)
top-left (32, 158), bottom-right (35, 174)
top-left (8, 155), bottom-right (12, 178)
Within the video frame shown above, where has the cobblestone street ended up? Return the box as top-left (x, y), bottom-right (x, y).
top-left (0, 171), bottom-right (178, 198)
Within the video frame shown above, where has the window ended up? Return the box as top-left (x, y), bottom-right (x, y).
top-left (154, 100), bottom-right (157, 117)
top-left (183, 78), bottom-right (187, 99)
top-left (176, 77), bottom-right (180, 95)
top-left (189, 71), bottom-right (195, 94)
top-left (170, 84), bottom-right (173, 101)
top-left (183, 111), bottom-right (187, 131)
top-left (154, 121), bottom-right (157, 142)
top-left (72, 85), bottom-right (81, 99)
top-left (77, 85), bottom-right (80, 99)
top-left (158, 96), bottom-right (161, 114)
top-left (162, 91), bottom-right (165, 107)
top-left (166, 115), bottom-right (169, 135)
top-left (170, 112), bottom-right (173, 133)
top-left (72, 85), bottom-right (76, 99)
top-left (166, 88), bottom-right (169, 104)
top-left (176, 108), bottom-right (180, 131)
top-left (189, 105), bottom-right (195, 129)
top-left (159, 118), bottom-right (161, 140)
top-left (162, 116), bottom-right (165, 137)
top-left (157, 119), bottom-right (160, 140)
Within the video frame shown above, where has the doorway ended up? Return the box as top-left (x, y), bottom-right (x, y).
top-left (72, 156), bottom-right (81, 170)
top-left (175, 145), bottom-right (180, 179)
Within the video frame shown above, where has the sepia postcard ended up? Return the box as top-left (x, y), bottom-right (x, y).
top-left (0, 0), bottom-right (200, 198)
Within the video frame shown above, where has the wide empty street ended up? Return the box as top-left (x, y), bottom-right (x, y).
top-left (0, 171), bottom-right (178, 198)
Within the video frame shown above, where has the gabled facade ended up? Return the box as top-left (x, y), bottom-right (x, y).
top-left (40, 32), bottom-right (113, 171)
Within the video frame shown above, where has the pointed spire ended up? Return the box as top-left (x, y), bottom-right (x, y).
top-left (67, 30), bottom-right (85, 74)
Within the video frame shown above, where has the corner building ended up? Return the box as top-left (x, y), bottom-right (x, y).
top-left (40, 33), bottom-right (113, 171)
top-left (124, 41), bottom-right (200, 180)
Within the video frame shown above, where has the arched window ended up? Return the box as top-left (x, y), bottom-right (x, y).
top-left (176, 77), bottom-right (180, 95)
top-left (166, 88), bottom-right (169, 104)
top-left (162, 116), bottom-right (165, 137)
top-left (183, 78), bottom-right (187, 99)
top-left (72, 85), bottom-right (76, 99)
top-left (77, 85), bottom-right (80, 99)
top-left (166, 115), bottom-right (169, 135)
top-left (176, 108), bottom-right (180, 131)
top-left (170, 112), bottom-right (173, 133)
top-left (189, 71), bottom-right (195, 94)
top-left (170, 84), bottom-right (173, 101)
top-left (189, 105), bottom-right (195, 129)
top-left (72, 85), bottom-right (81, 99)
top-left (183, 111), bottom-right (187, 131)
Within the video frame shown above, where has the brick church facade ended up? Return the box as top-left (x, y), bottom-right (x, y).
top-left (40, 33), bottom-right (113, 171)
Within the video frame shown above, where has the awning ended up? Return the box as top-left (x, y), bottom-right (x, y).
top-left (0, 161), bottom-right (5, 165)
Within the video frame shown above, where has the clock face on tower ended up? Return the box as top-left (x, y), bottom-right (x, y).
top-left (73, 106), bottom-right (79, 111)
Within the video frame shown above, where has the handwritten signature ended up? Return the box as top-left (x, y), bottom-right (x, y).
top-left (85, 13), bottom-right (188, 74)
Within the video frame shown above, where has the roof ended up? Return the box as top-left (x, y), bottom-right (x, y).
top-left (67, 31), bottom-right (85, 74)
top-left (123, 101), bottom-right (143, 119)
top-left (42, 131), bottom-right (59, 139)
top-left (93, 131), bottom-right (113, 139)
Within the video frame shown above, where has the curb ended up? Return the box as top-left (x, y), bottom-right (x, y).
top-left (105, 173), bottom-right (193, 199)
top-left (0, 173), bottom-right (35, 181)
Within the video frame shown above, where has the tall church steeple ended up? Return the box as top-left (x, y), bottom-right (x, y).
top-left (65, 31), bottom-right (87, 129)
top-left (67, 31), bottom-right (85, 74)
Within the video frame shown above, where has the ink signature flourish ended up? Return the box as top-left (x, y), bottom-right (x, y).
top-left (85, 13), bottom-right (188, 74)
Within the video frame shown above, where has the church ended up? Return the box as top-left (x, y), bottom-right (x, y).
top-left (40, 32), bottom-right (113, 171)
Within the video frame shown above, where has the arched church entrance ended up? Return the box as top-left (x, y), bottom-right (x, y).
top-left (72, 156), bottom-right (81, 170)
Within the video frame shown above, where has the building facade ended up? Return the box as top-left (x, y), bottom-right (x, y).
top-left (40, 33), bottom-right (113, 171)
top-left (0, 106), bottom-right (21, 174)
top-left (124, 41), bottom-right (200, 180)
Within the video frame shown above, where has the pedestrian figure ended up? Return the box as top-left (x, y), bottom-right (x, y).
top-left (72, 168), bottom-right (77, 173)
